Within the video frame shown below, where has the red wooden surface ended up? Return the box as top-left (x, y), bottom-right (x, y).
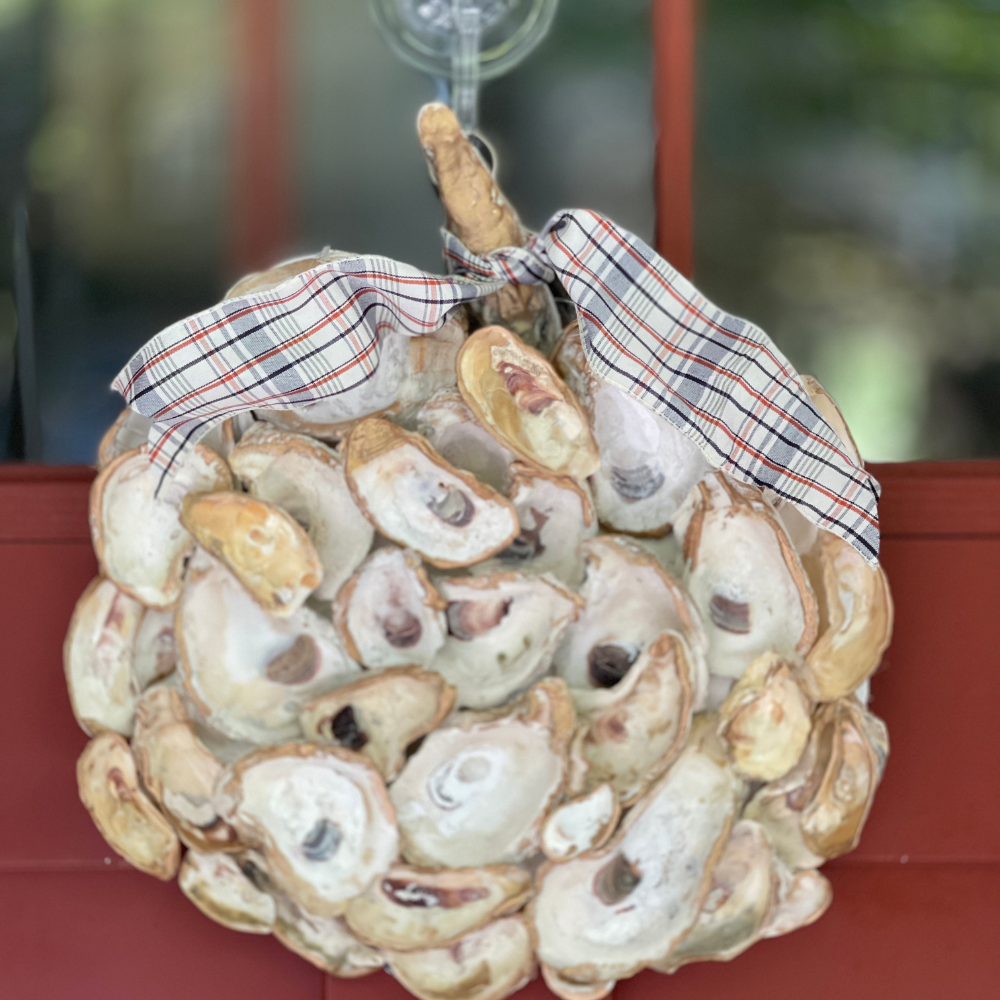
top-left (1, 461), bottom-right (998, 999)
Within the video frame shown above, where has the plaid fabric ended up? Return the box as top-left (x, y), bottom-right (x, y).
top-left (113, 208), bottom-right (881, 564)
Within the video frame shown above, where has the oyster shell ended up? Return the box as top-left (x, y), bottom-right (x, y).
top-left (415, 391), bottom-right (516, 495)
top-left (456, 326), bottom-right (600, 480)
top-left (179, 849), bottom-right (276, 933)
top-left (228, 423), bottom-right (374, 601)
top-left (300, 667), bottom-right (456, 782)
top-left (332, 547), bottom-right (448, 669)
top-left (530, 720), bottom-right (744, 982)
top-left (541, 783), bottom-right (621, 862)
top-left (97, 408), bottom-right (239, 468)
top-left (744, 697), bottom-right (889, 869)
top-left (131, 686), bottom-right (238, 851)
top-left (801, 373), bottom-right (862, 466)
top-left (760, 863), bottom-right (832, 938)
top-left (656, 819), bottom-right (778, 972)
top-left (344, 418), bottom-right (519, 569)
top-left (430, 572), bottom-right (581, 710)
top-left (64, 577), bottom-right (143, 736)
top-left (132, 607), bottom-right (178, 689)
top-left (259, 310), bottom-right (466, 442)
top-left (217, 742), bottom-right (398, 917)
top-left (673, 472), bottom-right (818, 679)
top-left (384, 915), bottom-right (536, 1000)
top-left (180, 491), bottom-right (323, 617)
top-left (571, 631), bottom-right (694, 805)
top-left (471, 463), bottom-right (597, 589)
top-left (798, 529), bottom-right (894, 702)
top-left (541, 965), bottom-right (615, 1000)
top-left (344, 864), bottom-right (532, 952)
top-left (718, 653), bottom-right (812, 782)
top-left (76, 731), bottom-right (180, 880)
top-left (552, 535), bottom-right (707, 707)
top-left (554, 323), bottom-right (712, 535)
top-left (175, 553), bottom-right (360, 744)
top-left (390, 680), bottom-right (574, 867)
top-left (417, 102), bottom-right (559, 355)
top-left (274, 900), bottom-right (385, 978)
top-left (225, 249), bottom-right (360, 299)
top-left (90, 444), bottom-right (232, 608)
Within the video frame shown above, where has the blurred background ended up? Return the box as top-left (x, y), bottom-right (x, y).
top-left (0, 0), bottom-right (998, 465)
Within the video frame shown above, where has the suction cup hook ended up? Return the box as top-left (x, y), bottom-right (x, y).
top-left (372, 0), bottom-right (558, 140)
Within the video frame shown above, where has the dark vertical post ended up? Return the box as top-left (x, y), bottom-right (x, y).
top-left (652, 0), bottom-right (696, 279)
top-left (11, 200), bottom-right (41, 460)
top-left (228, 0), bottom-right (295, 280)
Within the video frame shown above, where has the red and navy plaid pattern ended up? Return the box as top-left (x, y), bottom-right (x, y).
top-left (113, 208), bottom-right (881, 563)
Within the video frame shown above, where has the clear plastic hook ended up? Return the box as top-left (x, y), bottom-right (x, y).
top-left (372, 0), bottom-right (558, 131)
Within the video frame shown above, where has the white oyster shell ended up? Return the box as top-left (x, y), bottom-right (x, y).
top-left (530, 721), bottom-right (744, 982)
top-left (553, 535), bottom-right (707, 707)
top-left (673, 471), bottom-right (818, 679)
top-left (217, 743), bottom-right (398, 918)
top-left (541, 784), bottom-right (620, 862)
top-left (90, 445), bottom-right (232, 609)
top-left (390, 680), bottom-right (574, 867)
top-left (176, 553), bottom-right (360, 744)
top-left (333, 547), bottom-right (447, 669)
top-left (64, 577), bottom-right (143, 736)
top-left (345, 418), bottom-right (519, 569)
top-left (430, 572), bottom-right (581, 710)
top-left (179, 850), bottom-right (276, 934)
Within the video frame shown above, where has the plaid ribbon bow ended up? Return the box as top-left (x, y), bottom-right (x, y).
top-left (113, 208), bottom-right (881, 564)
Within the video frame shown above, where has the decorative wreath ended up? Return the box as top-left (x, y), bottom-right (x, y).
top-left (64, 103), bottom-right (892, 1000)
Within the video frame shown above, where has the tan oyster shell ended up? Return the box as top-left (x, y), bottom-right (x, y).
top-left (417, 103), bottom-right (559, 354)
top-left (180, 492), bottom-right (322, 616)
top-left (552, 535), bottom-right (707, 707)
top-left (415, 391), bottom-right (516, 495)
top-left (554, 322), bottom-right (712, 535)
top-left (471, 463), bottom-right (597, 589)
top-left (175, 553), bottom-right (360, 744)
top-left (64, 577), bottom-right (143, 736)
top-left (801, 373), bottom-right (862, 466)
top-left (530, 720), bottom-right (744, 982)
top-left (744, 697), bottom-right (889, 869)
top-left (225, 249), bottom-right (360, 299)
top-left (90, 445), bottom-right (232, 609)
top-left (657, 819), bottom-right (778, 972)
top-left (228, 423), bottom-right (374, 601)
top-left (390, 680), bottom-right (574, 868)
top-left (344, 418), bottom-right (519, 568)
top-left (673, 472), bottom-right (818, 679)
top-left (344, 864), bottom-right (532, 952)
top-left (300, 667), bottom-right (455, 782)
top-left (179, 849), bottom-right (276, 933)
top-left (131, 686), bottom-right (238, 851)
top-left (456, 326), bottom-right (599, 480)
top-left (430, 572), bottom-right (582, 710)
top-left (217, 742), bottom-right (398, 918)
top-left (274, 902), bottom-right (384, 978)
top-left (385, 915), bottom-right (536, 1000)
top-left (76, 731), bottom-right (180, 880)
top-left (332, 547), bottom-right (448, 669)
top-left (799, 529), bottom-right (894, 701)
top-left (571, 631), bottom-right (694, 805)
top-left (541, 783), bottom-right (620, 862)
top-left (718, 652), bottom-right (812, 781)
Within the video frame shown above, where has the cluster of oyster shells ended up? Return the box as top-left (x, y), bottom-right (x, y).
top-left (64, 103), bottom-right (892, 1000)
